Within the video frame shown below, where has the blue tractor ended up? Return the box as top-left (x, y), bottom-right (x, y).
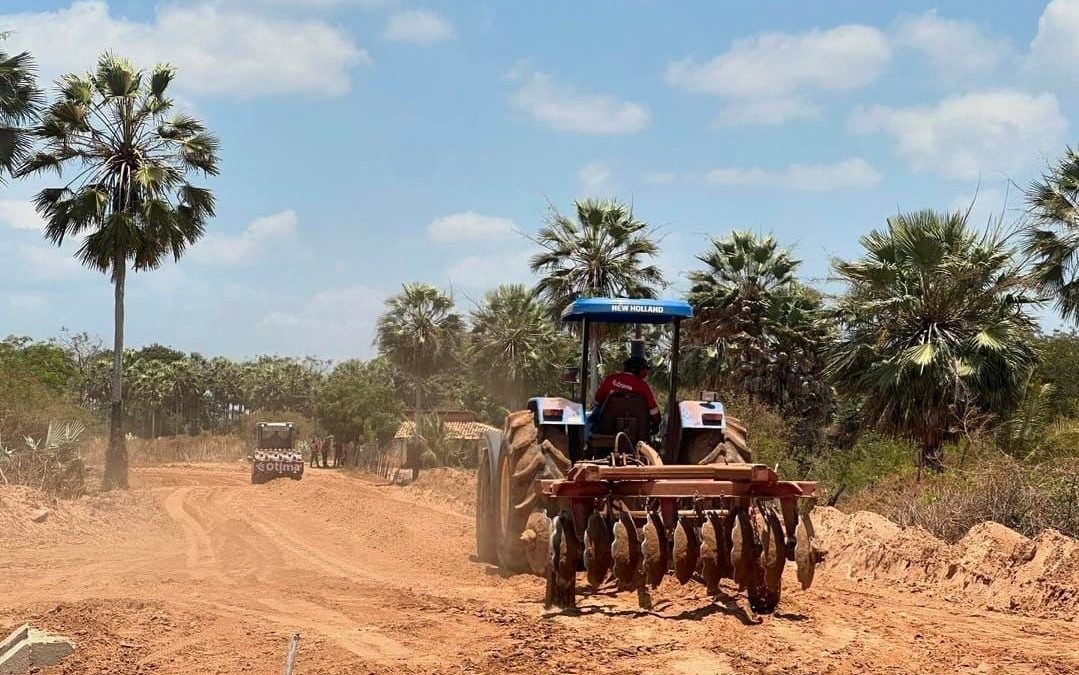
top-left (474, 297), bottom-right (817, 613)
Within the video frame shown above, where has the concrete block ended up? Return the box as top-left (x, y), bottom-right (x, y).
top-left (0, 625), bottom-right (75, 674)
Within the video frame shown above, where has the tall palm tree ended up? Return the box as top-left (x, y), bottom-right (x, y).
top-left (530, 199), bottom-right (664, 390)
top-left (830, 209), bottom-right (1039, 469)
top-left (688, 231), bottom-right (798, 308)
top-left (374, 283), bottom-right (463, 445)
top-left (1025, 146), bottom-right (1079, 321)
top-left (468, 284), bottom-right (572, 409)
top-left (531, 198), bottom-right (664, 307)
top-left (0, 35), bottom-right (43, 183)
top-left (18, 54), bottom-right (219, 489)
top-left (686, 231), bottom-right (831, 431)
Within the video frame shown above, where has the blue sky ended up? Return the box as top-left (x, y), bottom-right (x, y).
top-left (1, 0), bottom-right (1077, 359)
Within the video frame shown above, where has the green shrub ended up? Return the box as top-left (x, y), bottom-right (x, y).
top-left (807, 434), bottom-right (919, 500)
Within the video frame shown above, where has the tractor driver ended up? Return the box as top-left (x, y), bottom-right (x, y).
top-left (594, 356), bottom-right (661, 434)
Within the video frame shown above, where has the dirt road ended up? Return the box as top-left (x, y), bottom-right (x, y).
top-left (1, 464), bottom-right (1075, 674)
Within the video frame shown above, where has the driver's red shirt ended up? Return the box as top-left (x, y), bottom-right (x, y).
top-left (595, 372), bottom-right (660, 419)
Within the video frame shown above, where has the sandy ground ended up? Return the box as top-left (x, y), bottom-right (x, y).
top-left (1, 463), bottom-right (1076, 674)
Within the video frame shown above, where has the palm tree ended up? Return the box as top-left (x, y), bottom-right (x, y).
top-left (686, 231), bottom-right (831, 433)
top-left (468, 284), bottom-right (572, 409)
top-left (1025, 146), bottom-right (1079, 322)
top-left (0, 35), bottom-right (43, 183)
top-left (530, 199), bottom-right (664, 390)
top-left (18, 54), bottom-right (219, 489)
top-left (531, 198), bottom-right (664, 307)
top-left (374, 283), bottom-right (463, 450)
top-left (830, 209), bottom-right (1039, 470)
top-left (688, 231), bottom-right (798, 309)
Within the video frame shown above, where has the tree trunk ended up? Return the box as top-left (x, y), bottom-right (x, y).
top-left (103, 258), bottom-right (128, 490)
top-left (410, 384), bottom-right (423, 480)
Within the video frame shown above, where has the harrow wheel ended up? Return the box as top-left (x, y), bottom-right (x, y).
top-left (611, 510), bottom-right (640, 588)
top-left (496, 412), bottom-right (570, 574)
top-left (795, 509), bottom-right (817, 590)
top-left (523, 511), bottom-right (551, 575)
top-left (545, 510), bottom-right (579, 610)
top-left (700, 512), bottom-right (722, 594)
top-left (642, 509), bottom-right (668, 589)
top-left (673, 516), bottom-right (700, 585)
top-left (584, 510), bottom-right (612, 588)
top-left (746, 507), bottom-right (786, 614)
top-left (730, 509), bottom-right (755, 590)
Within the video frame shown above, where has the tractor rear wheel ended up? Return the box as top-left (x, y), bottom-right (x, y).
top-left (475, 442), bottom-right (498, 564)
top-left (683, 415), bottom-right (752, 464)
top-left (496, 410), bottom-right (571, 574)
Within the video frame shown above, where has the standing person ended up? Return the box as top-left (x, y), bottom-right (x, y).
top-left (322, 435), bottom-right (332, 468)
top-left (309, 437), bottom-right (321, 468)
top-left (333, 439), bottom-right (344, 467)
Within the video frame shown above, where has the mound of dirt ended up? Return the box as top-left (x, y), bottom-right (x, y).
top-left (401, 468), bottom-right (477, 516)
top-left (814, 506), bottom-right (1078, 619)
top-left (0, 485), bottom-right (169, 547)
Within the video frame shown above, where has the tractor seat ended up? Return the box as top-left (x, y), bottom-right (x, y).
top-left (589, 392), bottom-right (651, 457)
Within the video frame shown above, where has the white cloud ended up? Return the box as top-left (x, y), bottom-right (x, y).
top-left (578, 161), bottom-right (615, 194)
top-left (714, 98), bottom-right (820, 126)
top-left (190, 210), bottom-right (299, 265)
top-left (260, 284), bottom-right (385, 359)
top-left (0, 1), bottom-right (370, 99)
top-left (704, 157), bottom-right (881, 191)
top-left (1028, 0), bottom-right (1079, 77)
top-left (851, 90), bottom-right (1066, 181)
top-left (427, 211), bottom-right (515, 242)
top-left (0, 200), bottom-right (43, 231)
top-left (666, 24), bottom-right (890, 126)
top-left (5, 292), bottom-right (47, 311)
top-left (16, 244), bottom-right (86, 281)
top-left (642, 171), bottom-right (677, 185)
top-left (894, 10), bottom-right (1011, 78)
top-left (510, 68), bottom-right (650, 135)
top-left (446, 250), bottom-right (533, 289)
top-left (384, 9), bottom-right (456, 44)
top-left (949, 185), bottom-right (1017, 227)
top-left (246, 0), bottom-right (389, 7)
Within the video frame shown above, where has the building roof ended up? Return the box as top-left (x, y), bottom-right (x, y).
top-left (394, 419), bottom-right (498, 441)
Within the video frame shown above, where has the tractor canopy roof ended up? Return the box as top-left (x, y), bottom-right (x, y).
top-left (560, 297), bottom-right (693, 325)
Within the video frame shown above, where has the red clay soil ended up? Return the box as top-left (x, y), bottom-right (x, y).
top-left (1, 463), bottom-right (1075, 674)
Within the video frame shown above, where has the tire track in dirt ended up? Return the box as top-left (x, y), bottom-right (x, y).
top-left (2, 463), bottom-right (1076, 675)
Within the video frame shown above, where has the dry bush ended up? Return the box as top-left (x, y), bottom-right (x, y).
top-left (82, 434), bottom-right (248, 467)
top-left (0, 422), bottom-right (88, 498)
top-left (845, 455), bottom-right (1079, 541)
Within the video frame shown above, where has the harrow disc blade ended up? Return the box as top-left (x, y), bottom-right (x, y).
top-left (611, 511), bottom-right (640, 588)
top-left (642, 510), bottom-right (668, 589)
top-left (673, 517), bottom-right (700, 585)
top-left (522, 510), bottom-right (552, 576)
top-left (795, 510), bottom-right (817, 590)
top-left (544, 511), bottom-right (579, 610)
top-left (730, 510), bottom-right (754, 590)
top-left (762, 508), bottom-right (786, 597)
top-left (584, 510), bottom-right (612, 588)
top-left (718, 512), bottom-right (735, 581)
top-left (699, 513), bottom-right (721, 594)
